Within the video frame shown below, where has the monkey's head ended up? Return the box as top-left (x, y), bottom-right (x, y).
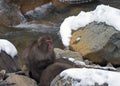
top-left (37, 35), bottom-right (53, 52)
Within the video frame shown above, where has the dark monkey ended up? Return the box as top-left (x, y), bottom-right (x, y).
top-left (22, 35), bottom-right (55, 82)
top-left (39, 58), bottom-right (83, 86)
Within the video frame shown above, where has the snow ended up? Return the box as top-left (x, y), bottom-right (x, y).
top-left (74, 60), bottom-right (86, 66)
top-left (60, 4), bottom-right (120, 47)
top-left (68, 58), bottom-right (75, 62)
top-left (0, 39), bottom-right (17, 58)
top-left (60, 68), bottom-right (120, 86)
top-left (75, 37), bottom-right (81, 42)
top-left (62, 57), bottom-right (116, 71)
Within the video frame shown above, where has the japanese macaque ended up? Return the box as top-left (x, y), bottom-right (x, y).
top-left (22, 35), bottom-right (55, 82)
top-left (39, 58), bottom-right (83, 86)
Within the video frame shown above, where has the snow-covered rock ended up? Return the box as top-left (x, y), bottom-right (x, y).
top-left (0, 39), bottom-right (19, 72)
top-left (59, 0), bottom-right (96, 4)
top-left (60, 4), bottom-right (120, 65)
top-left (52, 68), bottom-right (120, 86)
top-left (60, 4), bottom-right (120, 47)
top-left (0, 39), bottom-right (17, 58)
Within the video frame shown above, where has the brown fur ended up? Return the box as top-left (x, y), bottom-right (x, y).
top-left (39, 58), bottom-right (82, 86)
top-left (39, 62), bottom-right (72, 86)
top-left (22, 35), bottom-right (55, 82)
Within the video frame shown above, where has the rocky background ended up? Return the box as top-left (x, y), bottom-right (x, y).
top-left (0, 0), bottom-right (120, 86)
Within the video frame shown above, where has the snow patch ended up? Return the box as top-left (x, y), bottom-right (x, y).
top-left (60, 68), bottom-right (120, 86)
top-left (75, 37), bottom-right (81, 42)
top-left (0, 39), bottom-right (17, 58)
top-left (68, 58), bottom-right (75, 62)
top-left (74, 60), bottom-right (86, 66)
top-left (60, 5), bottom-right (120, 47)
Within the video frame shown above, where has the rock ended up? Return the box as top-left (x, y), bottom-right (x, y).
top-left (52, 0), bottom-right (69, 10)
top-left (10, 0), bottom-right (57, 14)
top-left (0, 70), bottom-right (6, 82)
top-left (0, 81), bottom-right (15, 86)
top-left (51, 72), bottom-right (108, 86)
top-left (102, 32), bottom-right (120, 65)
top-left (10, 0), bottom-right (97, 14)
top-left (0, 51), bottom-right (19, 73)
top-left (54, 48), bottom-right (83, 61)
top-left (59, 0), bottom-right (97, 4)
top-left (0, 0), bottom-right (22, 26)
top-left (50, 75), bottom-right (70, 86)
top-left (51, 68), bottom-right (119, 86)
top-left (84, 59), bottom-right (93, 65)
top-left (106, 63), bottom-right (113, 67)
top-left (99, 0), bottom-right (120, 9)
top-left (70, 22), bottom-right (118, 65)
top-left (13, 0), bottom-right (69, 14)
top-left (116, 67), bottom-right (120, 72)
top-left (5, 74), bottom-right (38, 86)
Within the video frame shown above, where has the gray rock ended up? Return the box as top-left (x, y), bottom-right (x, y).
top-left (84, 59), bottom-right (93, 65)
top-left (54, 48), bottom-right (83, 61)
top-left (0, 0), bottom-right (23, 26)
top-left (0, 70), bottom-right (6, 82)
top-left (0, 51), bottom-right (19, 73)
top-left (116, 67), bottom-right (120, 72)
top-left (50, 75), bottom-right (72, 86)
top-left (5, 74), bottom-right (38, 86)
top-left (70, 22), bottom-right (119, 65)
top-left (59, 0), bottom-right (97, 4)
top-left (0, 81), bottom-right (15, 86)
top-left (51, 74), bottom-right (108, 86)
top-left (102, 32), bottom-right (120, 65)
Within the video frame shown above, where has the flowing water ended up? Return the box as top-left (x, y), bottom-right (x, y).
top-left (0, 0), bottom-right (120, 62)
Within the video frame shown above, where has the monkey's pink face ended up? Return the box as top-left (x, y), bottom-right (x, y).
top-left (46, 40), bottom-right (53, 49)
top-left (38, 36), bottom-right (53, 50)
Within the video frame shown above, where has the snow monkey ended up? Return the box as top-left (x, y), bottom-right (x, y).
top-left (22, 35), bottom-right (55, 82)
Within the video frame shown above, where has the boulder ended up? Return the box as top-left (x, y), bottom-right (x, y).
top-left (116, 67), bottom-right (120, 72)
top-left (5, 74), bottom-right (38, 86)
top-left (10, 0), bottom-right (97, 14)
top-left (10, 0), bottom-right (68, 14)
top-left (0, 0), bottom-right (22, 26)
top-left (0, 51), bottom-right (19, 73)
top-left (0, 70), bottom-right (6, 82)
top-left (50, 75), bottom-right (70, 86)
top-left (70, 22), bottom-right (118, 65)
top-left (54, 48), bottom-right (83, 61)
top-left (51, 68), bottom-right (120, 86)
